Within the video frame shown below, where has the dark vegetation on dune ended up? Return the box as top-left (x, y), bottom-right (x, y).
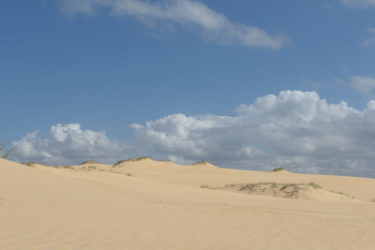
top-left (193, 161), bottom-right (211, 165)
top-left (272, 168), bottom-right (285, 172)
top-left (80, 160), bottom-right (97, 165)
top-left (113, 157), bottom-right (151, 167)
top-left (201, 182), bottom-right (355, 199)
top-left (0, 143), bottom-right (13, 159)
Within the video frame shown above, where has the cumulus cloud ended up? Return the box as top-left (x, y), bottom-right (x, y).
top-left (12, 91), bottom-right (375, 177)
top-left (131, 91), bottom-right (375, 177)
top-left (59, 0), bottom-right (288, 50)
top-left (340, 0), bottom-right (375, 8)
top-left (360, 28), bottom-right (375, 48)
top-left (12, 124), bottom-right (131, 165)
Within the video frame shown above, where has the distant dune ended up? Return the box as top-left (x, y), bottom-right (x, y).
top-left (1, 157), bottom-right (375, 250)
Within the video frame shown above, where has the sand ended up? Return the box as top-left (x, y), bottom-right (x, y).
top-left (1, 158), bottom-right (375, 250)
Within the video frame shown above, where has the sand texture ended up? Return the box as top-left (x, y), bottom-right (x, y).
top-left (1, 157), bottom-right (375, 250)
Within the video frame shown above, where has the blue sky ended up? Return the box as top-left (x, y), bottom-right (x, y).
top-left (2, 0), bottom-right (375, 177)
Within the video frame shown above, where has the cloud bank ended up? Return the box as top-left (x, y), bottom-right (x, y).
top-left (12, 124), bottom-right (131, 165)
top-left (59, 0), bottom-right (288, 50)
top-left (12, 90), bottom-right (375, 177)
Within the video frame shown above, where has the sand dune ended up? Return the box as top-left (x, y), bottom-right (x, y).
top-left (1, 158), bottom-right (375, 250)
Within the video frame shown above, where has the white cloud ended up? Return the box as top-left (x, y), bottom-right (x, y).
top-left (12, 91), bottom-right (375, 177)
top-left (131, 90), bottom-right (375, 177)
top-left (12, 124), bottom-right (131, 165)
top-left (348, 76), bottom-right (375, 95)
top-left (340, 0), bottom-right (375, 8)
top-left (59, 0), bottom-right (288, 50)
top-left (360, 28), bottom-right (375, 48)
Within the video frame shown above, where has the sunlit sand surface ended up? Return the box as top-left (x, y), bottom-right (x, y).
top-left (1, 158), bottom-right (375, 250)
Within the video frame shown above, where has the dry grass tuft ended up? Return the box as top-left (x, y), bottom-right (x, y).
top-left (23, 162), bottom-right (49, 167)
top-left (307, 182), bottom-right (322, 189)
top-left (326, 189), bottom-right (355, 199)
top-left (80, 160), bottom-right (97, 165)
top-left (225, 183), bottom-right (316, 199)
top-left (113, 157), bottom-right (153, 167)
top-left (58, 165), bottom-right (74, 170)
top-left (193, 161), bottom-right (210, 165)
top-left (23, 162), bottom-right (36, 167)
top-left (113, 160), bottom-right (128, 167)
top-left (77, 165), bottom-right (97, 171)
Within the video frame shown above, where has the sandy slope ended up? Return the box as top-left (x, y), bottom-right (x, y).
top-left (1, 158), bottom-right (375, 250)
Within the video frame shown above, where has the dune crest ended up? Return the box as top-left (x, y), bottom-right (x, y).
top-left (192, 161), bottom-right (217, 168)
top-left (112, 157), bottom-right (182, 168)
top-left (111, 157), bottom-right (218, 169)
